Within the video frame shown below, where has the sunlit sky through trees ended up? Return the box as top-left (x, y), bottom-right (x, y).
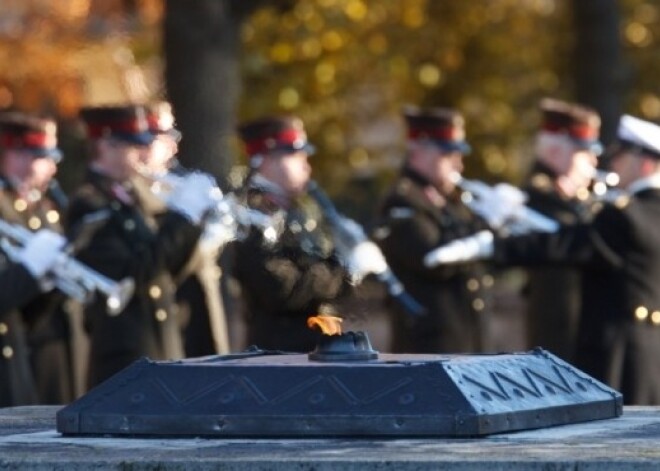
top-left (0, 0), bottom-right (658, 191)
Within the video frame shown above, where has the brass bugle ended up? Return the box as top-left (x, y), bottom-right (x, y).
top-left (0, 219), bottom-right (135, 314)
top-left (451, 172), bottom-right (559, 233)
top-left (138, 167), bottom-right (283, 245)
top-left (50, 256), bottom-right (135, 315)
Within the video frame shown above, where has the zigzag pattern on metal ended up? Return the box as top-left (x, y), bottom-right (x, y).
top-left (57, 349), bottom-right (623, 437)
top-left (149, 373), bottom-right (416, 408)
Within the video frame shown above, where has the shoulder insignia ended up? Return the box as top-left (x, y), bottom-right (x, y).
top-left (388, 207), bottom-right (415, 220)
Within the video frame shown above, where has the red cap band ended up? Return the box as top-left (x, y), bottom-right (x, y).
top-left (147, 114), bottom-right (159, 132)
top-left (86, 118), bottom-right (146, 139)
top-left (542, 122), bottom-right (598, 141)
top-left (1, 131), bottom-right (54, 150)
top-left (245, 128), bottom-right (306, 156)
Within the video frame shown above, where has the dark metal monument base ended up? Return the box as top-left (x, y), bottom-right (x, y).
top-left (57, 348), bottom-right (622, 437)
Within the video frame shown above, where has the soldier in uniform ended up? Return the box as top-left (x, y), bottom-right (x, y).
top-left (522, 99), bottom-right (602, 362)
top-left (233, 115), bottom-right (352, 352)
top-left (373, 106), bottom-right (491, 354)
top-left (425, 115), bottom-right (660, 405)
top-left (0, 228), bottom-right (68, 407)
top-left (67, 104), bottom-right (215, 387)
top-left (0, 112), bottom-right (78, 404)
top-left (143, 101), bottom-right (230, 356)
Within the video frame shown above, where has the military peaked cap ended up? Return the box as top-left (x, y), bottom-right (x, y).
top-left (0, 111), bottom-right (62, 162)
top-left (403, 105), bottom-right (471, 154)
top-left (539, 98), bottom-right (602, 154)
top-left (614, 115), bottom-right (660, 159)
top-left (80, 104), bottom-right (153, 146)
top-left (238, 115), bottom-right (315, 158)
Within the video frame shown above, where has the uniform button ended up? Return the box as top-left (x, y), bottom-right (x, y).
top-left (28, 216), bottom-right (42, 230)
top-left (472, 298), bottom-right (485, 311)
top-left (576, 188), bottom-right (590, 201)
top-left (124, 220), bottom-right (136, 231)
top-left (46, 210), bottom-right (60, 224)
top-left (651, 311), bottom-right (660, 325)
top-left (2, 346), bottom-right (13, 359)
top-left (635, 306), bottom-right (649, 321)
top-left (149, 285), bottom-right (162, 299)
top-left (289, 221), bottom-right (302, 233)
top-left (0, 323), bottom-right (7, 335)
top-left (466, 278), bottom-right (479, 292)
top-left (155, 309), bottom-right (168, 322)
top-left (481, 274), bottom-right (494, 288)
top-left (13, 199), bottom-right (27, 212)
top-left (304, 220), bottom-right (317, 231)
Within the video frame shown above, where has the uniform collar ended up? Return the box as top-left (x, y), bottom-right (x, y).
top-left (87, 168), bottom-right (136, 205)
top-left (398, 166), bottom-right (449, 209)
top-left (250, 174), bottom-right (292, 208)
top-left (401, 165), bottom-right (435, 188)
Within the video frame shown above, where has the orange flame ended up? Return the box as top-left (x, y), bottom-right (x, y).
top-left (307, 315), bottom-right (343, 336)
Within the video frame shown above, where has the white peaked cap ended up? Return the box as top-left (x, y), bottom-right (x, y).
top-left (618, 115), bottom-right (660, 156)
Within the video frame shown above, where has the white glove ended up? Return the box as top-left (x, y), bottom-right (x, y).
top-left (166, 173), bottom-right (219, 224)
top-left (200, 218), bottom-right (237, 254)
top-left (15, 229), bottom-right (67, 278)
top-left (345, 241), bottom-right (389, 284)
top-left (423, 230), bottom-right (494, 267)
top-left (469, 183), bottom-right (526, 229)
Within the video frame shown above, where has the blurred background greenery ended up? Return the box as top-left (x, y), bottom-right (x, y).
top-left (0, 0), bottom-right (658, 219)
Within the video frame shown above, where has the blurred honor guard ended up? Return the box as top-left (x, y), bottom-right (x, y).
top-left (234, 115), bottom-right (348, 352)
top-left (373, 106), bottom-right (491, 354)
top-left (145, 101), bottom-right (230, 356)
top-left (0, 112), bottom-right (75, 405)
top-left (0, 229), bottom-right (67, 406)
top-left (69, 104), bottom-right (214, 387)
top-left (522, 98), bottom-right (602, 361)
top-left (424, 115), bottom-right (660, 405)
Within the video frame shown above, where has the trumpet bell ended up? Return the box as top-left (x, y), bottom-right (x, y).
top-left (105, 278), bottom-right (136, 316)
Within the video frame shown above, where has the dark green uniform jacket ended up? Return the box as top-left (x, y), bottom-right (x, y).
top-left (66, 169), bottom-right (201, 388)
top-left (0, 179), bottom-right (73, 405)
top-left (523, 162), bottom-right (597, 361)
top-left (233, 184), bottom-right (346, 353)
top-left (375, 167), bottom-right (491, 354)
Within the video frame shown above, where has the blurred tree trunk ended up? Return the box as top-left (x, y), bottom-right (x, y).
top-left (572, 0), bottom-right (625, 145)
top-left (163, 0), bottom-right (249, 188)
